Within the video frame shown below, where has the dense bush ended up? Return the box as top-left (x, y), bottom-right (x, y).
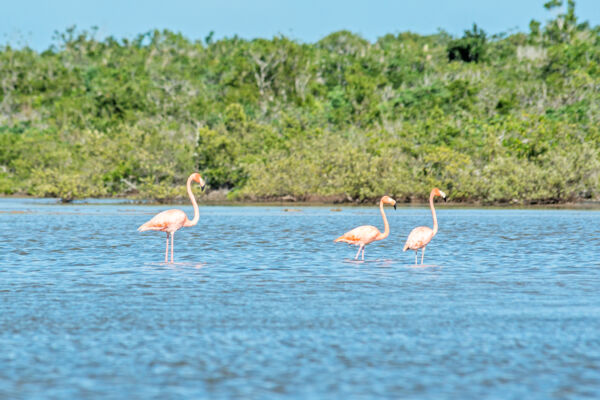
top-left (447, 24), bottom-right (487, 63)
top-left (0, 1), bottom-right (598, 204)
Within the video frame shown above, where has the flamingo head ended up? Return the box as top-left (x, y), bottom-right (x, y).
top-left (191, 173), bottom-right (206, 191)
top-left (381, 195), bottom-right (397, 210)
top-left (432, 188), bottom-right (447, 201)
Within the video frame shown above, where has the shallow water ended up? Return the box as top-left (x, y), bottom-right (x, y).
top-left (1, 199), bottom-right (599, 399)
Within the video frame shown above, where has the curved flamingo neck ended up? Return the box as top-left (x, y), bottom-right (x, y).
top-left (184, 175), bottom-right (199, 227)
top-left (429, 191), bottom-right (438, 236)
top-left (377, 198), bottom-right (390, 241)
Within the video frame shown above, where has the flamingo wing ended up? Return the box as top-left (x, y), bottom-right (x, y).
top-left (335, 225), bottom-right (381, 245)
top-left (138, 209), bottom-right (187, 232)
top-left (403, 226), bottom-right (434, 251)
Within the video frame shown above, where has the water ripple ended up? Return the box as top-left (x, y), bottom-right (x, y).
top-left (0, 200), bottom-right (599, 399)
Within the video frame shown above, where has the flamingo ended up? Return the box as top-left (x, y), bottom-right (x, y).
top-left (138, 173), bottom-right (205, 263)
top-left (334, 196), bottom-right (397, 260)
top-left (403, 188), bottom-right (446, 265)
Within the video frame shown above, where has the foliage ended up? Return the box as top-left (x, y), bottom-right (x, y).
top-left (0, 2), bottom-right (599, 204)
top-left (447, 24), bottom-right (487, 63)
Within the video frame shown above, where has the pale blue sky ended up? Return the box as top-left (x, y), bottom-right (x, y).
top-left (2, 0), bottom-right (599, 50)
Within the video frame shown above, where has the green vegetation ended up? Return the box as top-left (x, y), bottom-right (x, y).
top-left (1, 1), bottom-right (599, 204)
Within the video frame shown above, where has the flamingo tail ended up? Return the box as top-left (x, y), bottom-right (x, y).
top-left (137, 224), bottom-right (150, 232)
top-left (335, 234), bottom-right (358, 244)
top-left (138, 221), bottom-right (159, 232)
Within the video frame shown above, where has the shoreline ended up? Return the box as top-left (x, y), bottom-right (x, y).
top-left (2, 195), bottom-right (600, 210)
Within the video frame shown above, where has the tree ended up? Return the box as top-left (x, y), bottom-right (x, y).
top-left (447, 24), bottom-right (487, 63)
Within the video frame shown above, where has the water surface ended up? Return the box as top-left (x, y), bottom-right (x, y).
top-left (1, 199), bottom-right (599, 399)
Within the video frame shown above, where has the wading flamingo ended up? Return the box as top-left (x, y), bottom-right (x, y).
top-left (403, 188), bottom-right (446, 265)
top-left (334, 196), bottom-right (397, 260)
top-left (137, 173), bottom-right (205, 263)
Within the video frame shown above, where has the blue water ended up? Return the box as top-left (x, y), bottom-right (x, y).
top-left (1, 199), bottom-right (599, 399)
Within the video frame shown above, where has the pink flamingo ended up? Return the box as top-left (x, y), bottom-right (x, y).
top-left (403, 188), bottom-right (446, 264)
top-left (334, 196), bottom-right (397, 260)
top-left (138, 173), bottom-right (205, 263)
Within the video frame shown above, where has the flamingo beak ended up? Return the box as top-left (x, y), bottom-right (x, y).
top-left (393, 204), bottom-right (397, 210)
top-left (201, 183), bottom-right (206, 191)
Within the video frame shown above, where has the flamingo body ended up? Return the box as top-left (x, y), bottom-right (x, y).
top-left (335, 225), bottom-right (381, 246)
top-left (403, 226), bottom-right (434, 251)
top-left (138, 173), bottom-right (205, 263)
top-left (138, 209), bottom-right (188, 233)
top-left (335, 196), bottom-right (396, 260)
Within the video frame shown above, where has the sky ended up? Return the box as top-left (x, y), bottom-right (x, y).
top-left (1, 0), bottom-right (599, 50)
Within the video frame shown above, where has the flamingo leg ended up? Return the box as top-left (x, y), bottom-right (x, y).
top-left (415, 250), bottom-right (418, 265)
top-left (361, 246), bottom-right (365, 261)
top-left (171, 232), bottom-right (174, 263)
top-left (421, 246), bottom-right (426, 265)
top-left (165, 233), bottom-right (170, 263)
top-left (355, 244), bottom-right (363, 260)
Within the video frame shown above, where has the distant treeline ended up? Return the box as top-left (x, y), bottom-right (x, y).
top-left (0, 1), bottom-right (599, 203)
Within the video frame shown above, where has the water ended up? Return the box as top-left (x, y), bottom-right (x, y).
top-left (1, 198), bottom-right (599, 399)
